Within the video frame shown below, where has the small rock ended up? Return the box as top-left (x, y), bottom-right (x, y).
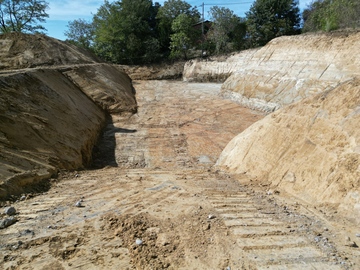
top-left (0, 217), bottom-right (18, 229)
top-left (345, 241), bottom-right (358, 248)
top-left (75, 201), bottom-right (82, 207)
top-left (208, 214), bottom-right (216, 220)
top-left (20, 195), bottom-right (26, 201)
top-left (4, 206), bottom-right (16, 216)
top-left (135, 238), bottom-right (143, 245)
top-left (203, 223), bottom-right (211, 231)
top-left (355, 233), bottom-right (360, 238)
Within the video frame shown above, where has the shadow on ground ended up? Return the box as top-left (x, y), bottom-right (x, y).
top-left (91, 115), bottom-right (137, 169)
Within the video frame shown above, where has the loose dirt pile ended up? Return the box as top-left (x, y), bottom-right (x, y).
top-left (0, 33), bottom-right (137, 200)
top-left (217, 79), bottom-right (360, 223)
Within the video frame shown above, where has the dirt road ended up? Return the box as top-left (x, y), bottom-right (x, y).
top-left (1, 81), bottom-right (358, 269)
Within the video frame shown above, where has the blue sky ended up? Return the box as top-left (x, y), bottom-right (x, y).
top-left (44, 0), bottom-right (313, 40)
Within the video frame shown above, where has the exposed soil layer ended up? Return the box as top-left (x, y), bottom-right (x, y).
top-left (217, 79), bottom-right (360, 224)
top-left (0, 33), bottom-right (100, 70)
top-left (184, 30), bottom-right (360, 112)
top-left (0, 33), bottom-right (137, 200)
top-left (1, 81), bottom-right (359, 269)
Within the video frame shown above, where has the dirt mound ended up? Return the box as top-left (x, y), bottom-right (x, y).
top-left (121, 61), bottom-right (185, 80)
top-left (0, 32), bottom-right (100, 70)
top-left (217, 79), bottom-right (360, 223)
top-left (0, 34), bottom-right (137, 200)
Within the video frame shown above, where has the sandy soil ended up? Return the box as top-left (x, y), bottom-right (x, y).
top-left (1, 81), bottom-right (358, 269)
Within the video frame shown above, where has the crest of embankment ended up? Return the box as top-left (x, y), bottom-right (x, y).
top-left (208, 31), bottom-right (360, 222)
top-left (0, 33), bottom-right (137, 200)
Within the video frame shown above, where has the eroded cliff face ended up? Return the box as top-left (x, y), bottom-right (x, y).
top-left (217, 80), bottom-right (360, 222)
top-left (0, 33), bottom-right (137, 200)
top-left (221, 32), bottom-right (360, 112)
top-left (183, 51), bottom-right (258, 83)
top-left (0, 32), bottom-right (100, 70)
top-left (184, 31), bottom-right (360, 112)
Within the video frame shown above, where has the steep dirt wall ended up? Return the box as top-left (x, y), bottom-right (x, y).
top-left (0, 33), bottom-right (100, 70)
top-left (183, 50), bottom-right (259, 83)
top-left (121, 61), bottom-right (185, 80)
top-left (184, 31), bottom-right (360, 112)
top-left (0, 64), bottom-right (138, 200)
top-left (0, 33), bottom-right (138, 200)
top-left (63, 64), bottom-right (137, 113)
top-left (0, 69), bottom-right (106, 199)
top-left (222, 31), bottom-right (360, 111)
top-left (217, 79), bottom-right (360, 222)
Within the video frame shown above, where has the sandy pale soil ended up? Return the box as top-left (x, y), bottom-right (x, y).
top-left (1, 81), bottom-right (358, 269)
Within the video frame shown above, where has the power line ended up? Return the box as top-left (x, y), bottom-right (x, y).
top-left (203, 2), bottom-right (254, 5)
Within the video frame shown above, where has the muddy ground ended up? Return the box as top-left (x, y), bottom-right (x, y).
top-left (1, 81), bottom-right (359, 269)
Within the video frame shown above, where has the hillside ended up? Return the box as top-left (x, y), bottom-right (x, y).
top-left (184, 31), bottom-right (360, 112)
top-left (0, 33), bottom-right (137, 200)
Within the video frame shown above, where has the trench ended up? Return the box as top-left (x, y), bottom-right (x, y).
top-left (1, 80), bottom-right (356, 269)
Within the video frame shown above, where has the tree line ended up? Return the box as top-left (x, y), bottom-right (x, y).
top-left (0, 0), bottom-right (359, 65)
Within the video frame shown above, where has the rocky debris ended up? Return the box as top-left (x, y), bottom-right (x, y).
top-left (135, 238), bottom-right (143, 245)
top-left (0, 216), bottom-right (17, 229)
top-left (75, 201), bottom-right (82, 207)
top-left (4, 206), bottom-right (16, 216)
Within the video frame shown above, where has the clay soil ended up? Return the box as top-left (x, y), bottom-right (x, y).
top-left (1, 80), bottom-right (359, 269)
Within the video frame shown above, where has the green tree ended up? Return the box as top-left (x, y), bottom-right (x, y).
top-left (64, 19), bottom-right (94, 49)
top-left (92, 0), bottom-right (160, 64)
top-left (246, 0), bottom-right (300, 47)
top-left (0, 0), bottom-right (49, 33)
top-left (169, 13), bottom-right (199, 59)
top-left (303, 0), bottom-right (360, 32)
top-left (156, 0), bottom-right (200, 54)
top-left (207, 6), bottom-right (246, 54)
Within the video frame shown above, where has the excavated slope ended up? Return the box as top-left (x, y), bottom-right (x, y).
top-left (184, 31), bottom-right (360, 112)
top-left (0, 32), bottom-right (100, 70)
top-left (217, 76), bottom-right (360, 223)
top-left (0, 33), bottom-right (137, 200)
top-left (184, 31), bottom-right (360, 221)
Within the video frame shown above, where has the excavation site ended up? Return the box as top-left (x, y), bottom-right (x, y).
top-left (0, 32), bottom-right (359, 269)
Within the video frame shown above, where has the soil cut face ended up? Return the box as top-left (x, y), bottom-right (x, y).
top-left (1, 80), bottom-right (358, 269)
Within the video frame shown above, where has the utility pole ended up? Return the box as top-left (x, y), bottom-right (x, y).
top-left (201, 2), bottom-right (204, 57)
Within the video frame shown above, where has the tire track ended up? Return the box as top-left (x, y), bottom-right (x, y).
top-left (207, 191), bottom-right (344, 269)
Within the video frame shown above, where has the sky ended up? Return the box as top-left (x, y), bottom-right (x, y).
top-left (44, 0), bottom-right (314, 41)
